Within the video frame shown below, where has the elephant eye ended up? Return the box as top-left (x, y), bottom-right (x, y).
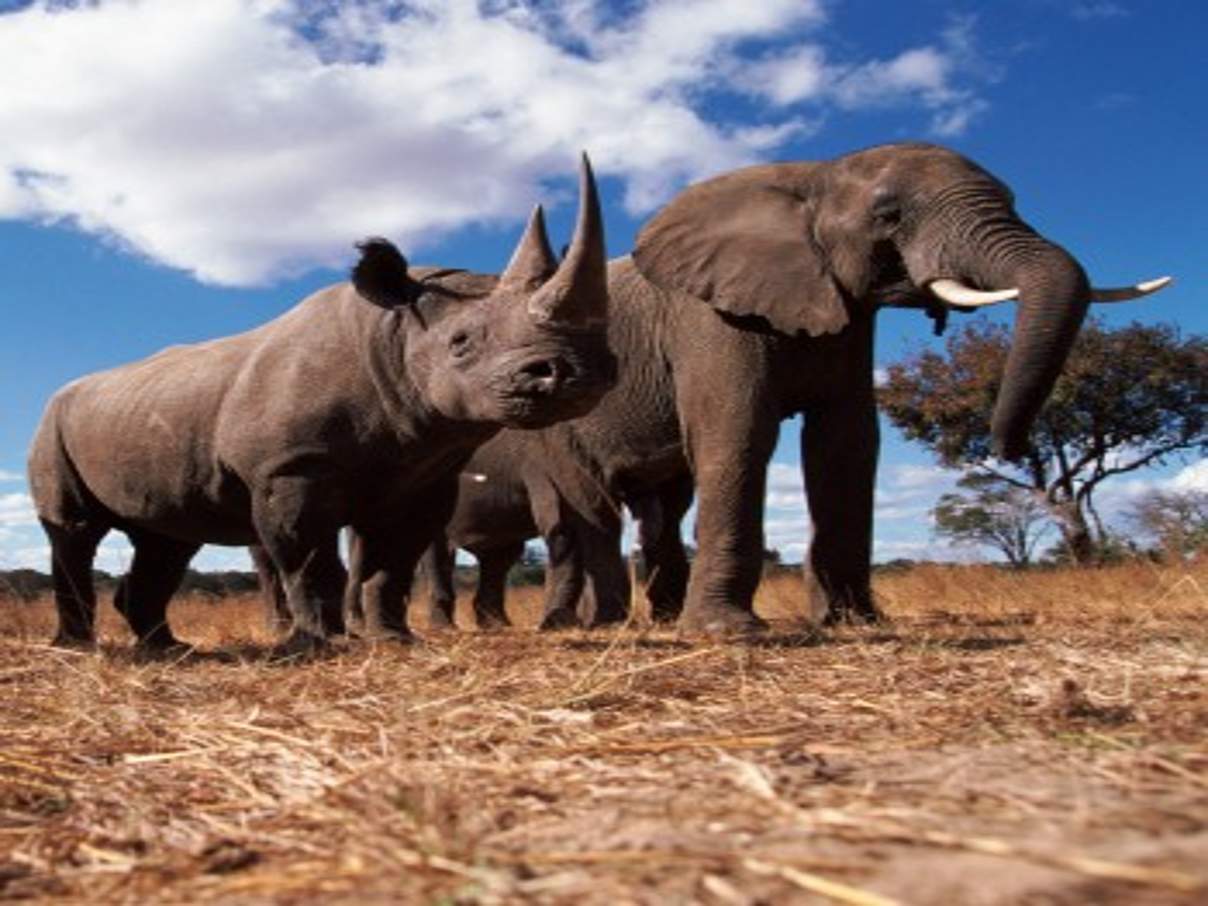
top-left (870, 187), bottom-right (902, 226)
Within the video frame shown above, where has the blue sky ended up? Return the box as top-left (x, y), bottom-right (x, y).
top-left (0, 0), bottom-right (1204, 571)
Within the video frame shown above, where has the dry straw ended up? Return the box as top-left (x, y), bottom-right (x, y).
top-left (0, 559), bottom-right (1204, 902)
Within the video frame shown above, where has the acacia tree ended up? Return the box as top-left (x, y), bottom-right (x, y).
top-left (881, 319), bottom-right (1207, 564)
top-left (1123, 488), bottom-right (1208, 560)
top-left (932, 473), bottom-right (1053, 567)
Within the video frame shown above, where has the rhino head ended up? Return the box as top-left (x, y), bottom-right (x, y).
top-left (351, 155), bottom-right (615, 428)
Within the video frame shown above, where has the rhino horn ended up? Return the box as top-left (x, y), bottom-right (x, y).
top-left (528, 153), bottom-right (608, 327)
top-left (499, 205), bottom-right (558, 292)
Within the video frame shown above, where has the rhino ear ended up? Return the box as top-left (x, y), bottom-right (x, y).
top-left (632, 164), bottom-right (848, 337)
top-left (352, 237), bottom-right (418, 308)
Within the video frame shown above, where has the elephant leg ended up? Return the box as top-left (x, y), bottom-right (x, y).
top-left (250, 542), bottom-right (292, 636)
top-left (471, 541), bottom-right (523, 630)
top-left (639, 474), bottom-right (693, 623)
top-left (416, 536), bottom-right (456, 632)
top-left (115, 531), bottom-right (200, 650)
top-left (677, 400), bottom-right (778, 636)
top-left (802, 394), bottom-right (883, 624)
top-left (44, 519), bottom-right (108, 647)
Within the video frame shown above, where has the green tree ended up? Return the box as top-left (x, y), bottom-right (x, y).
top-left (881, 319), bottom-right (1207, 564)
top-left (1123, 488), bottom-right (1208, 560)
top-left (932, 473), bottom-right (1053, 567)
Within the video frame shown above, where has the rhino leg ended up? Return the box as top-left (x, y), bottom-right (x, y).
top-left (249, 543), bottom-right (292, 636)
top-left (574, 516), bottom-right (630, 628)
top-left (638, 474), bottom-right (694, 623)
top-left (416, 536), bottom-right (456, 631)
top-left (471, 540), bottom-right (523, 630)
top-left (355, 529), bottom-right (431, 641)
top-left (251, 476), bottom-right (350, 652)
top-left (44, 519), bottom-right (108, 648)
top-left (115, 530), bottom-right (199, 650)
top-left (536, 521), bottom-right (585, 630)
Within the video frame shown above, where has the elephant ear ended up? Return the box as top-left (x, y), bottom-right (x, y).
top-left (632, 164), bottom-right (848, 337)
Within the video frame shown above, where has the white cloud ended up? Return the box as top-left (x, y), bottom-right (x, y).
top-left (1170, 459), bottom-right (1208, 493)
top-left (0, 470), bottom-right (24, 482)
top-left (0, 0), bottom-right (992, 286)
top-left (0, 493), bottom-right (37, 528)
top-left (742, 15), bottom-right (992, 137)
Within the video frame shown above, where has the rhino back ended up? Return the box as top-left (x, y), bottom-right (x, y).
top-left (30, 284), bottom-right (441, 544)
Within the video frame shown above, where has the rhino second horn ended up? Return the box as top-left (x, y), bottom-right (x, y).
top-left (499, 205), bottom-right (558, 292)
top-left (528, 153), bottom-right (608, 327)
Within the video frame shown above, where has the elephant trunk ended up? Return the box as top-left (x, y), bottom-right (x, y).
top-left (979, 239), bottom-right (1091, 460)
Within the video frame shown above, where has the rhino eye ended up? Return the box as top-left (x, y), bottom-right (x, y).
top-left (449, 330), bottom-right (473, 357)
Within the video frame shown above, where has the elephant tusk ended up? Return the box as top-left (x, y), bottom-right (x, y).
top-left (1090, 275), bottom-right (1173, 303)
top-left (927, 279), bottom-right (1020, 307)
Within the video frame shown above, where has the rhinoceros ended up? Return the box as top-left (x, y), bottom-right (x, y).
top-left (28, 156), bottom-right (615, 654)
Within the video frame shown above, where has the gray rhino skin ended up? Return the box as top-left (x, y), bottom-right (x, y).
top-left (28, 157), bottom-right (615, 653)
top-left (341, 142), bottom-right (1157, 637)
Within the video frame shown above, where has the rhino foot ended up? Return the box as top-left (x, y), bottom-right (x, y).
top-left (470, 610), bottom-right (510, 633)
top-left (820, 600), bottom-right (884, 627)
top-left (51, 631), bottom-right (96, 650)
top-left (537, 607), bottom-right (579, 632)
top-left (269, 629), bottom-right (329, 662)
top-left (134, 633), bottom-right (192, 660)
top-left (422, 606), bottom-right (455, 632)
top-left (676, 604), bottom-right (768, 640)
top-left (360, 624), bottom-right (414, 644)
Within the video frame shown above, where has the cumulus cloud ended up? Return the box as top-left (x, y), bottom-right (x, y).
top-left (0, 0), bottom-right (993, 285)
top-left (740, 15), bottom-right (993, 137)
top-left (0, 492), bottom-right (37, 528)
top-left (0, 470), bottom-right (25, 482)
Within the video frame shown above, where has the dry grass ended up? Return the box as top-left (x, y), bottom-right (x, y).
top-left (1, 561), bottom-right (1205, 904)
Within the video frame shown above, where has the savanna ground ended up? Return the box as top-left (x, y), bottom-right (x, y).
top-left (1, 561), bottom-right (1205, 904)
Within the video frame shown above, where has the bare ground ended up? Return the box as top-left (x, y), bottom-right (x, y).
top-left (1, 561), bottom-right (1205, 904)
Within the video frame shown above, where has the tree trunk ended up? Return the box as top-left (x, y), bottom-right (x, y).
top-left (1052, 500), bottom-right (1095, 564)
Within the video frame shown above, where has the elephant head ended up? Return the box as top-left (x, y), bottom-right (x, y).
top-left (633, 142), bottom-right (1167, 459)
top-left (353, 154), bottom-right (614, 429)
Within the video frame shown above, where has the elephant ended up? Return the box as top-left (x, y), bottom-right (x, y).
top-left (27, 156), bottom-right (617, 654)
top-left (350, 142), bottom-right (1167, 637)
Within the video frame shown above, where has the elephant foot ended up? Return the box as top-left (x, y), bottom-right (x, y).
top-left (269, 629), bottom-right (328, 662)
top-left (677, 603), bottom-right (768, 640)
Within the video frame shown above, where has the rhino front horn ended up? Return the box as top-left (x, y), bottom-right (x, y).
top-left (528, 153), bottom-right (609, 327)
